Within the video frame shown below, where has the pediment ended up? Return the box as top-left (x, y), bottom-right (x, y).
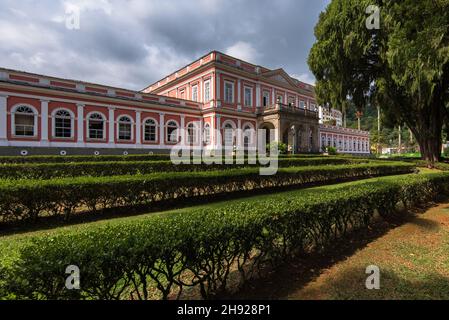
top-left (262, 69), bottom-right (298, 88)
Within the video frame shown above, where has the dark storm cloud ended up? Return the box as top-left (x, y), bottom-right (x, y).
top-left (0, 0), bottom-right (330, 90)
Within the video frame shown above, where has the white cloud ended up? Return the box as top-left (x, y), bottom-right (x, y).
top-left (225, 41), bottom-right (260, 63)
top-left (291, 73), bottom-right (316, 85)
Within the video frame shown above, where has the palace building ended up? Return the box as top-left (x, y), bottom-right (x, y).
top-left (0, 51), bottom-right (370, 156)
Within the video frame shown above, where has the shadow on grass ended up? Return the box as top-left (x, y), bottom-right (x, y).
top-left (224, 200), bottom-right (446, 300)
top-left (294, 266), bottom-right (449, 300)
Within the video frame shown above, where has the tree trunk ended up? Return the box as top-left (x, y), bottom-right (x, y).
top-left (417, 134), bottom-right (441, 166)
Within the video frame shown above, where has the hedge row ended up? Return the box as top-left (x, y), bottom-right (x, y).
top-left (0, 158), bottom-right (371, 180)
top-left (0, 153), bottom-right (335, 164)
top-left (0, 162), bottom-right (414, 223)
top-left (0, 154), bottom-right (172, 164)
top-left (1, 172), bottom-right (447, 300)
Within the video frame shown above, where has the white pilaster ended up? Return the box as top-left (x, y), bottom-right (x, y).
top-left (77, 104), bottom-right (84, 143)
top-left (180, 115), bottom-right (185, 146)
top-left (237, 119), bottom-right (242, 148)
top-left (215, 114), bottom-right (221, 149)
top-left (0, 71), bottom-right (8, 81)
top-left (211, 73), bottom-right (215, 101)
top-left (0, 95), bottom-right (8, 141)
top-left (136, 111), bottom-right (141, 145)
top-left (256, 84), bottom-right (261, 107)
top-left (159, 113), bottom-right (165, 145)
top-left (199, 119), bottom-right (204, 150)
top-left (216, 72), bottom-right (221, 100)
top-left (237, 79), bottom-right (242, 110)
top-left (40, 100), bottom-right (49, 142)
top-left (271, 90), bottom-right (275, 105)
top-left (108, 107), bottom-right (115, 144)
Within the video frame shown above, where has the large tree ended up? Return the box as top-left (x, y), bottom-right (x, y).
top-left (309, 0), bottom-right (449, 163)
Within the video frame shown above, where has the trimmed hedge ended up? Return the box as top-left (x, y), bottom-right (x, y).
top-left (0, 154), bottom-right (172, 164)
top-left (0, 154), bottom-right (340, 164)
top-left (0, 157), bottom-right (371, 180)
top-left (0, 162), bottom-right (414, 223)
top-left (1, 172), bottom-right (447, 300)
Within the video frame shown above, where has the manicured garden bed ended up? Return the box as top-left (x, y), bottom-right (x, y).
top-left (1, 172), bottom-right (447, 300)
top-left (0, 157), bottom-right (371, 179)
top-left (0, 162), bottom-right (415, 223)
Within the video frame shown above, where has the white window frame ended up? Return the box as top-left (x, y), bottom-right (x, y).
top-left (222, 121), bottom-right (236, 147)
top-left (204, 80), bottom-right (211, 102)
top-left (11, 104), bottom-right (38, 138)
top-left (52, 108), bottom-right (75, 139)
top-left (143, 117), bottom-right (158, 143)
top-left (117, 115), bottom-right (134, 142)
top-left (186, 122), bottom-right (199, 145)
top-left (263, 91), bottom-right (270, 107)
top-left (87, 112), bottom-right (106, 140)
top-left (191, 85), bottom-right (198, 102)
top-left (203, 123), bottom-right (211, 145)
top-left (166, 120), bottom-right (180, 144)
top-left (244, 86), bottom-right (253, 107)
top-left (242, 123), bottom-right (255, 147)
top-left (224, 81), bottom-right (234, 104)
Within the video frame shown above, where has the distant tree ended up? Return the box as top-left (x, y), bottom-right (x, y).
top-left (308, 0), bottom-right (449, 164)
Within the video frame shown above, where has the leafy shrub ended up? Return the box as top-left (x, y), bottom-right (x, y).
top-left (443, 147), bottom-right (449, 158)
top-left (327, 146), bottom-right (338, 155)
top-left (267, 142), bottom-right (288, 154)
top-left (1, 172), bottom-right (447, 300)
top-left (0, 163), bottom-right (414, 223)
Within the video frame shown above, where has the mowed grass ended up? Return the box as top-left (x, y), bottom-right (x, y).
top-left (290, 201), bottom-right (449, 300)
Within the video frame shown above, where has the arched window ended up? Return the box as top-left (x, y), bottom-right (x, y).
top-left (144, 119), bottom-right (157, 142)
top-left (54, 109), bottom-right (73, 138)
top-left (13, 105), bottom-right (36, 137)
top-left (118, 116), bottom-right (132, 141)
top-left (243, 125), bottom-right (254, 149)
top-left (223, 123), bottom-right (234, 147)
top-left (187, 123), bottom-right (198, 144)
top-left (166, 121), bottom-right (179, 143)
top-left (88, 113), bottom-right (105, 140)
top-left (203, 123), bottom-right (211, 145)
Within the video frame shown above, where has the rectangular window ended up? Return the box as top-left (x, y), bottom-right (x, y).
top-left (224, 81), bottom-right (234, 104)
top-left (204, 80), bottom-right (211, 102)
top-left (277, 95), bottom-right (283, 104)
top-left (55, 118), bottom-right (72, 138)
top-left (244, 87), bottom-right (252, 107)
top-left (263, 91), bottom-right (270, 107)
top-left (288, 97), bottom-right (295, 107)
top-left (192, 85), bottom-right (198, 102)
top-left (300, 101), bottom-right (305, 109)
top-left (180, 89), bottom-right (185, 100)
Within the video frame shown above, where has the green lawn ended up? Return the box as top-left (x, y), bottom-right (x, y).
top-left (290, 201), bottom-right (449, 300)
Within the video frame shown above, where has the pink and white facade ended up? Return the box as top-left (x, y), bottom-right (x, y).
top-left (0, 51), bottom-right (369, 156)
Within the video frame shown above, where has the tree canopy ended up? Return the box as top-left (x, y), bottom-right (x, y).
top-left (309, 0), bottom-right (449, 162)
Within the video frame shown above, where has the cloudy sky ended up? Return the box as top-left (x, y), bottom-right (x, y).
top-left (0, 0), bottom-right (330, 90)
